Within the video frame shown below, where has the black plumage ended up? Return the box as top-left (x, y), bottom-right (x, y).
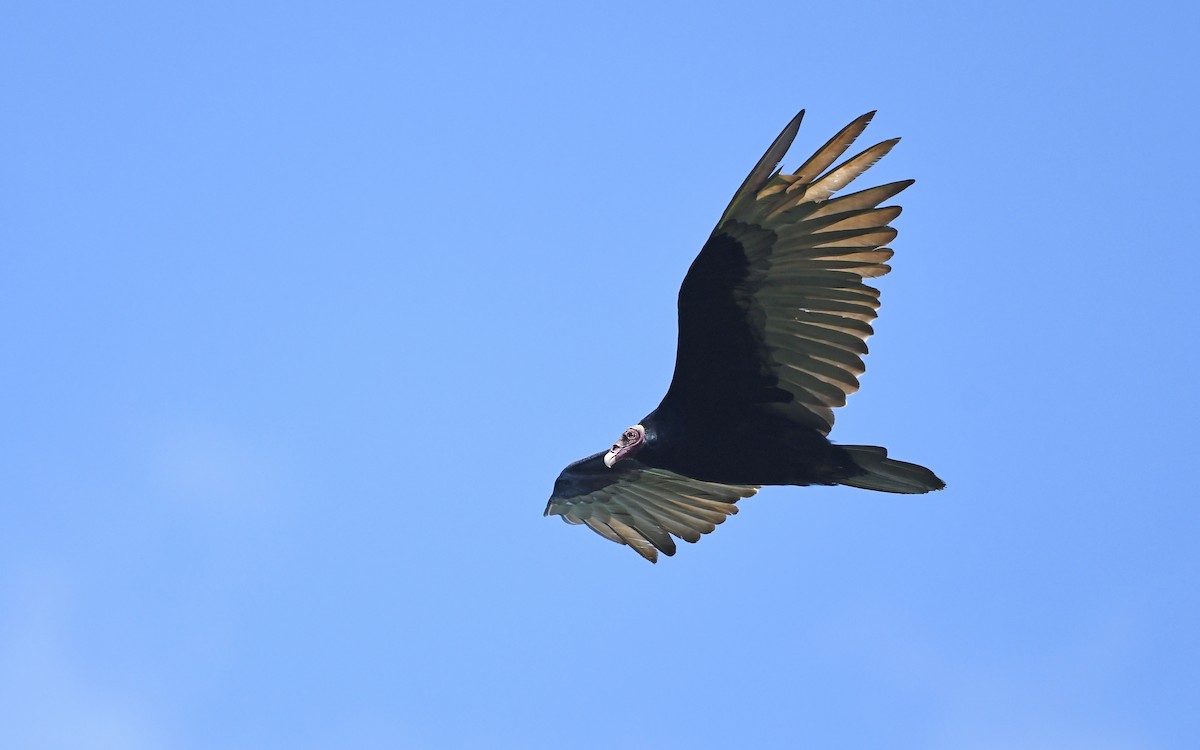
top-left (545, 110), bottom-right (944, 562)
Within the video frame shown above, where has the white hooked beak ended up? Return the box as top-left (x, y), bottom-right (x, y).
top-left (603, 424), bottom-right (646, 468)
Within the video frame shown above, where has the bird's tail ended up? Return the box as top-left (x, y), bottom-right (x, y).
top-left (839, 445), bottom-right (945, 494)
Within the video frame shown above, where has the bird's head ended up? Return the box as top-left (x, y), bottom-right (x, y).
top-left (603, 424), bottom-right (646, 468)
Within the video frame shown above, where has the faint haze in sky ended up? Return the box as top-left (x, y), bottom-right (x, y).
top-left (3, 1), bottom-right (1198, 748)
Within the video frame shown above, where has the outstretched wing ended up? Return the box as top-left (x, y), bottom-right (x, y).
top-left (662, 111), bottom-right (911, 434)
top-left (545, 453), bottom-right (759, 563)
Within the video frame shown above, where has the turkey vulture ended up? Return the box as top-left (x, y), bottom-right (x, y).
top-left (545, 110), bottom-right (944, 562)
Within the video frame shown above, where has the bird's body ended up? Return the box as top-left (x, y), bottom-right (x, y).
top-left (545, 110), bottom-right (944, 562)
top-left (634, 407), bottom-right (857, 487)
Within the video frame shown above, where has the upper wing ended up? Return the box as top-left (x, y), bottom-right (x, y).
top-left (662, 111), bottom-right (912, 434)
top-left (545, 453), bottom-right (759, 563)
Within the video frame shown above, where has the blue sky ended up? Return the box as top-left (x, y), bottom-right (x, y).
top-left (3, 1), bottom-right (1198, 748)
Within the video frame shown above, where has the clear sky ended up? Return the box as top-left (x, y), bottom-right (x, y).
top-left (3, 1), bottom-right (1198, 748)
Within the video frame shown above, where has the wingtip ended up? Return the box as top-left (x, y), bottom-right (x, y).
top-left (715, 109), bottom-right (808, 227)
top-left (777, 110), bottom-right (806, 144)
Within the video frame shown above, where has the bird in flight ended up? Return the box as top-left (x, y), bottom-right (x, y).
top-left (545, 110), bottom-right (945, 562)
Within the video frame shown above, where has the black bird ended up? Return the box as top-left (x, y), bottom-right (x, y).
top-left (545, 111), bottom-right (944, 562)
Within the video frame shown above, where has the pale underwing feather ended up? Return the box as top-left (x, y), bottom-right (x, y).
top-left (546, 459), bottom-right (758, 562)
